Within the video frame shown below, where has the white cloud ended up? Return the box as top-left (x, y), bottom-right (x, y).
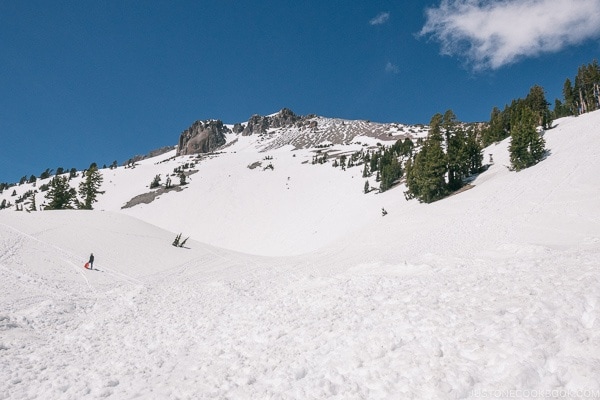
top-left (420, 0), bottom-right (600, 70)
top-left (385, 62), bottom-right (400, 74)
top-left (370, 12), bottom-right (390, 25)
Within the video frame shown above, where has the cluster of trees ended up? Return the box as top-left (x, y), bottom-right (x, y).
top-left (44, 163), bottom-right (104, 210)
top-left (480, 85), bottom-right (551, 147)
top-left (326, 138), bottom-right (415, 193)
top-left (554, 60), bottom-right (600, 118)
top-left (405, 111), bottom-right (483, 203)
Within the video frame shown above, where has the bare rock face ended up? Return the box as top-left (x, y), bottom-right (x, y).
top-left (242, 108), bottom-right (302, 136)
top-left (242, 114), bottom-right (270, 136)
top-left (232, 123), bottom-right (244, 134)
top-left (177, 120), bottom-right (229, 156)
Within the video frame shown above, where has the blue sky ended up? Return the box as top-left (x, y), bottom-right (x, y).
top-left (1, 0), bottom-right (600, 183)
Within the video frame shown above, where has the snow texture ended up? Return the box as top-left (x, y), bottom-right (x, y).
top-left (1, 111), bottom-right (600, 399)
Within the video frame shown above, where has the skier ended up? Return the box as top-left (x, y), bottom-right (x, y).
top-left (89, 253), bottom-right (94, 270)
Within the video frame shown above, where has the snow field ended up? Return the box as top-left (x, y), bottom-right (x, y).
top-left (2, 216), bottom-right (598, 399)
top-left (1, 111), bottom-right (600, 398)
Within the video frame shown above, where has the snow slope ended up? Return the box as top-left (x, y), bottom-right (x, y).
top-left (1, 111), bottom-right (600, 399)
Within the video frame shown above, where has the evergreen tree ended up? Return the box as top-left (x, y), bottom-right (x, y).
top-left (40, 168), bottom-right (52, 180)
top-left (362, 163), bottom-right (369, 178)
top-left (29, 193), bottom-right (37, 211)
top-left (364, 180), bottom-right (370, 194)
top-left (465, 128), bottom-right (483, 174)
top-left (525, 85), bottom-right (552, 129)
top-left (405, 113), bottom-right (448, 203)
top-left (552, 99), bottom-right (569, 119)
top-left (78, 164), bottom-right (104, 209)
top-left (481, 106), bottom-right (508, 147)
top-left (509, 107), bottom-right (546, 171)
top-left (574, 60), bottom-right (600, 114)
top-left (45, 176), bottom-right (76, 210)
top-left (379, 156), bottom-right (402, 192)
top-left (150, 174), bottom-right (161, 189)
top-left (562, 78), bottom-right (576, 116)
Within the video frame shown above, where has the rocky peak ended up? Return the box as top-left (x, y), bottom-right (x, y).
top-left (177, 120), bottom-right (229, 156)
top-left (242, 108), bottom-right (303, 136)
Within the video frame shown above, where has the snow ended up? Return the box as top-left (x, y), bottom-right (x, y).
top-left (1, 111), bottom-right (600, 399)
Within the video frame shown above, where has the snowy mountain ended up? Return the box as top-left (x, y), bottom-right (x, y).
top-left (1, 110), bottom-right (599, 399)
top-left (1, 109), bottom-right (429, 256)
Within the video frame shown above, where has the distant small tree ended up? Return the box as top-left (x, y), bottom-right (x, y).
top-left (150, 174), bottom-right (161, 189)
top-left (179, 172), bottom-right (187, 185)
top-left (29, 193), bottom-right (37, 211)
top-left (172, 233), bottom-right (189, 247)
top-left (172, 233), bottom-right (181, 247)
top-left (364, 180), bottom-right (370, 194)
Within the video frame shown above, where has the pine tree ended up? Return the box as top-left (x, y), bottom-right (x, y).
top-left (364, 180), bottom-right (370, 194)
top-left (78, 164), bottom-right (104, 210)
top-left (562, 78), bottom-right (576, 116)
top-left (29, 193), bottom-right (37, 211)
top-left (525, 85), bottom-right (552, 129)
top-left (465, 128), bottom-right (483, 174)
top-left (405, 113), bottom-right (448, 203)
top-left (574, 60), bottom-right (600, 114)
top-left (45, 176), bottom-right (76, 210)
top-left (40, 168), bottom-right (52, 180)
top-left (172, 233), bottom-right (181, 247)
top-left (179, 236), bottom-right (189, 247)
top-left (150, 174), bottom-right (161, 189)
top-left (509, 107), bottom-right (546, 171)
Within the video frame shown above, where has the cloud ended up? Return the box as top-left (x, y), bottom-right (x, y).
top-left (420, 0), bottom-right (600, 70)
top-left (385, 62), bottom-right (400, 74)
top-left (370, 12), bottom-right (390, 25)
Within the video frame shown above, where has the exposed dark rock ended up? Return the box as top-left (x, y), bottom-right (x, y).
top-left (232, 123), bottom-right (244, 134)
top-left (241, 108), bottom-right (302, 136)
top-left (177, 120), bottom-right (229, 156)
top-left (124, 146), bottom-right (176, 166)
top-left (121, 185), bottom-right (184, 209)
top-left (242, 114), bottom-right (270, 136)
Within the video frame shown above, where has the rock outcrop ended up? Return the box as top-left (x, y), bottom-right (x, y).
top-left (177, 120), bottom-right (229, 156)
top-left (242, 108), bottom-right (302, 136)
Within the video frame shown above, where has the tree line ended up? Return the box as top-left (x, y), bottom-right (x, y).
top-left (0, 163), bottom-right (105, 211)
